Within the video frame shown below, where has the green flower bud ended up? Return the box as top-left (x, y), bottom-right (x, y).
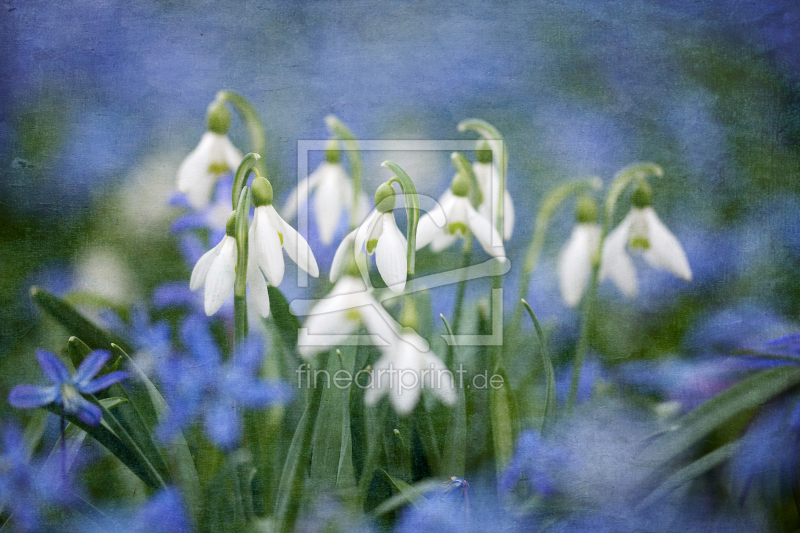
top-left (325, 139), bottom-right (341, 164)
top-left (251, 176), bottom-right (274, 207)
top-left (206, 99), bottom-right (231, 135)
top-left (575, 194), bottom-right (599, 224)
top-left (631, 180), bottom-right (653, 208)
top-left (476, 140), bottom-right (493, 164)
top-left (450, 172), bottom-right (470, 197)
top-left (225, 211), bottom-right (237, 236)
top-left (374, 182), bottom-right (396, 213)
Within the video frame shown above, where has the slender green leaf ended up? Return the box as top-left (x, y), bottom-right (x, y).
top-left (268, 286), bottom-right (301, 350)
top-left (440, 314), bottom-right (466, 478)
top-left (522, 300), bottom-right (556, 435)
top-left (30, 287), bottom-right (131, 352)
top-left (640, 366), bottom-right (800, 466)
top-left (490, 367), bottom-right (515, 473)
top-left (373, 478), bottom-right (442, 516)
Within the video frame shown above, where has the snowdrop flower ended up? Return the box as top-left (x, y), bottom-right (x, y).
top-left (296, 275), bottom-right (403, 358)
top-left (416, 172), bottom-right (505, 257)
top-left (333, 183), bottom-right (407, 293)
top-left (473, 145), bottom-right (514, 241)
top-left (248, 175), bottom-right (319, 317)
top-left (282, 146), bottom-right (368, 245)
top-left (9, 349), bottom-right (128, 426)
top-left (176, 100), bottom-right (243, 210)
top-left (599, 183), bottom-right (692, 297)
top-left (558, 195), bottom-right (601, 307)
top-left (190, 211), bottom-right (238, 316)
top-left (364, 331), bottom-right (456, 415)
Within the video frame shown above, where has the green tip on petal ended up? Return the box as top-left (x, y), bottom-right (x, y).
top-left (325, 139), bottom-right (341, 164)
top-left (448, 221), bottom-right (468, 235)
top-left (575, 194), bottom-right (599, 223)
top-left (631, 180), bottom-right (653, 208)
top-left (251, 176), bottom-right (273, 207)
top-left (629, 235), bottom-right (650, 250)
top-left (450, 173), bottom-right (470, 197)
top-left (366, 239), bottom-right (379, 254)
top-left (476, 140), bottom-right (493, 164)
top-left (206, 99), bottom-right (231, 135)
top-left (225, 211), bottom-right (237, 236)
top-left (374, 182), bottom-right (396, 213)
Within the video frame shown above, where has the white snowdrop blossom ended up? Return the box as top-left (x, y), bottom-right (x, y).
top-left (332, 183), bottom-right (407, 293)
top-left (558, 223), bottom-right (602, 307)
top-left (282, 160), bottom-right (369, 245)
top-left (190, 230), bottom-right (238, 317)
top-left (176, 132), bottom-right (243, 210)
top-left (416, 174), bottom-right (505, 258)
top-left (599, 206), bottom-right (692, 297)
top-left (247, 176), bottom-right (320, 317)
top-left (473, 159), bottom-right (514, 241)
top-left (364, 331), bottom-right (457, 415)
top-left (295, 275), bottom-right (408, 358)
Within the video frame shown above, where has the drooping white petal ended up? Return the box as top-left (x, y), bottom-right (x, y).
top-left (466, 202), bottom-right (505, 258)
top-left (375, 213), bottom-right (408, 293)
top-left (177, 132), bottom-right (219, 210)
top-left (269, 206), bottom-right (319, 277)
top-left (330, 230), bottom-right (357, 283)
top-left (296, 277), bottom-right (365, 358)
top-left (253, 206), bottom-right (285, 286)
top-left (204, 236), bottom-right (237, 315)
top-left (429, 232), bottom-right (458, 252)
top-left (390, 348), bottom-right (423, 416)
top-left (354, 210), bottom-right (380, 255)
top-left (503, 188), bottom-right (515, 240)
top-left (247, 232), bottom-right (271, 318)
top-left (641, 207), bottom-right (692, 281)
top-left (423, 353), bottom-right (457, 407)
top-left (558, 223), bottom-right (601, 307)
top-left (599, 216), bottom-right (638, 297)
top-left (416, 190), bottom-right (455, 250)
top-left (281, 170), bottom-right (323, 222)
top-left (313, 163), bottom-right (348, 245)
top-left (190, 239), bottom-right (224, 290)
top-left (366, 211), bottom-right (385, 251)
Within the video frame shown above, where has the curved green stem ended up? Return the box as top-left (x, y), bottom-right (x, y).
top-left (521, 300), bottom-right (556, 435)
top-left (217, 90), bottom-right (267, 178)
top-left (232, 153), bottom-right (261, 210)
top-left (450, 152), bottom-right (482, 208)
top-left (457, 119), bottom-right (506, 236)
top-left (451, 237), bottom-right (473, 336)
top-left (326, 115), bottom-right (363, 230)
top-left (382, 161), bottom-right (420, 275)
top-left (511, 177), bottom-right (602, 336)
top-left (234, 187), bottom-right (251, 348)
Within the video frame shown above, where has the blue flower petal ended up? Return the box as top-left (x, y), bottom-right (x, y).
top-left (81, 370), bottom-right (129, 394)
top-left (8, 384), bottom-right (58, 409)
top-left (72, 396), bottom-right (103, 426)
top-left (180, 316), bottom-right (221, 367)
top-left (229, 380), bottom-right (293, 408)
top-left (205, 400), bottom-right (240, 450)
top-left (36, 350), bottom-right (71, 384)
top-left (74, 349), bottom-right (111, 387)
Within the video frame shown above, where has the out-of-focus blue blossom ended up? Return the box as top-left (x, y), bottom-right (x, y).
top-left (394, 488), bottom-right (525, 533)
top-left (555, 355), bottom-right (604, 406)
top-left (499, 430), bottom-right (566, 499)
top-left (8, 350), bottom-right (128, 426)
top-left (156, 316), bottom-right (291, 450)
top-left (171, 175), bottom-right (235, 247)
top-left (0, 422), bottom-right (76, 532)
top-left (74, 487), bottom-right (192, 533)
top-left (100, 305), bottom-right (172, 377)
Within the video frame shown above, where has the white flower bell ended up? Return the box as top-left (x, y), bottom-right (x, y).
top-left (599, 183), bottom-right (692, 297)
top-left (332, 183), bottom-right (407, 293)
top-left (558, 195), bottom-right (601, 307)
top-left (364, 331), bottom-right (457, 415)
top-left (473, 145), bottom-right (514, 241)
top-left (176, 101), bottom-right (243, 210)
top-left (282, 145), bottom-right (368, 245)
top-left (416, 172), bottom-right (505, 258)
top-left (190, 212), bottom-right (239, 316)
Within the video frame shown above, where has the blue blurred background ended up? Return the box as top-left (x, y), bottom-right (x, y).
top-left (1, 0), bottom-right (799, 362)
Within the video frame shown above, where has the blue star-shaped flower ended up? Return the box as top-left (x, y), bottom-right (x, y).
top-left (156, 316), bottom-right (292, 450)
top-left (8, 349), bottom-right (128, 426)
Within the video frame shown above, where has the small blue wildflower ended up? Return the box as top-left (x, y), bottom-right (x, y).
top-left (0, 422), bottom-right (76, 532)
top-left (499, 430), bottom-right (565, 499)
top-left (8, 350), bottom-right (128, 426)
top-left (156, 316), bottom-right (291, 450)
top-left (101, 305), bottom-right (172, 376)
top-left (75, 487), bottom-right (192, 533)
